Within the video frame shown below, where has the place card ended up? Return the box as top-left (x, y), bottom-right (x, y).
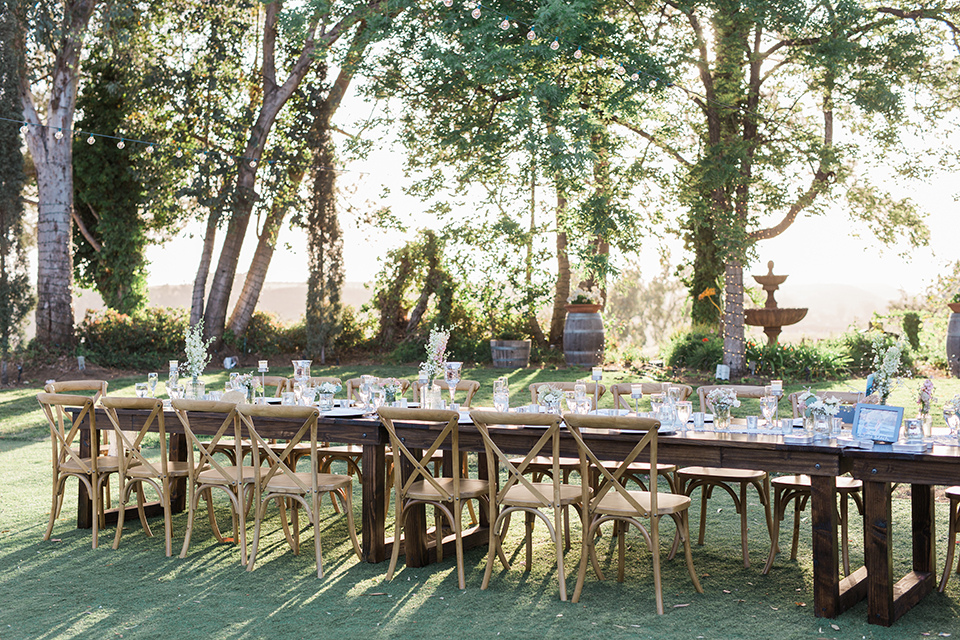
top-left (836, 437), bottom-right (874, 450)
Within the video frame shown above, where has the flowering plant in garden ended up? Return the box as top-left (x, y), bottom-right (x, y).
top-left (916, 378), bottom-right (935, 414)
top-left (870, 337), bottom-right (905, 404)
top-left (183, 320), bottom-right (213, 378)
top-left (537, 384), bottom-right (565, 405)
top-left (707, 388), bottom-right (740, 412)
top-left (318, 381), bottom-right (342, 395)
top-left (567, 287), bottom-right (601, 305)
top-left (419, 326), bottom-right (450, 382)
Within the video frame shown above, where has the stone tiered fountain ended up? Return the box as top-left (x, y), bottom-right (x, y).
top-left (744, 261), bottom-right (808, 345)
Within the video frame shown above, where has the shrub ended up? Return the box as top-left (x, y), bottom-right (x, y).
top-left (663, 330), bottom-right (723, 371)
top-left (76, 307), bottom-right (188, 369)
top-left (745, 339), bottom-right (850, 380)
top-left (902, 312), bottom-right (922, 351)
top-left (223, 311), bottom-right (308, 356)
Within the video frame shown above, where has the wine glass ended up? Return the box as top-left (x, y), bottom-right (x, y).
top-left (649, 393), bottom-right (665, 421)
top-left (147, 372), bottom-right (158, 397)
top-left (357, 382), bottom-right (372, 413)
top-left (134, 382), bottom-right (149, 398)
top-left (944, 408), bottom-right (960, 440)
top-left (494, 377), bottom-right (510, 412)
top-left (760, 395), bottom-right (778, 427)
top-left (444, 362), bottom-right (462, 407)
top-left (676, 400), bottom-right (693, 429)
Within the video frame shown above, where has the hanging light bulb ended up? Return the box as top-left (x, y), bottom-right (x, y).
top-left (596, 56), bottom-right (607, 69)
top-left (175, 148), bottom-right (183, 158)
top-left (616, 64), bottom-right (626, 75)
top-left (117, 139), bottom-right (125, 149)
top-left (19, 124), bottom-right (28, 134)
top-left (648, 79), bottom-right (657, 88)
top-left (526, 29), bottom-right (536, 40)
top-left (86, 135), bottom-right (95, 145)
top-left (550, 38), bottom-right (559, 51)
top-left (54, 129), bottom-right (63, 140)
top-left (631, 73), bottom-right (640, 82)
top-left (145, 145), bottom-right (154, 154)
top-left (198, 152), bottom-right (207, 162)
top-left (471, 7), bottom-right (480, 18)
top-left (249, 160), bottom-right (257, 168)
top-left (500, 17), bottom-right (510, 30)
top-left (226, 156), bottom-right (235, 166)
top-left (443, 0), bottom-right (452, 7)
top-left (574, 47), bottom-right (582, 59)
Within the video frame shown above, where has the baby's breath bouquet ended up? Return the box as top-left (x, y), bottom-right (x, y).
top-left (381, 378), bottom-right (403, 403)
top-left (537, 384), bottom-right (565, 405)
top-left (419, 326), bottom-right (450, 383)
top-left (870, 337), bottom-right (905, 405)
top-left (318, 381), bottom-right (341, 395)
top-left (184, 320), bottom-right (213, 379)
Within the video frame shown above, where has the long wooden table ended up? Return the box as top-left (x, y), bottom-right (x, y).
top-left (75, 408), bottom-right (960, 625)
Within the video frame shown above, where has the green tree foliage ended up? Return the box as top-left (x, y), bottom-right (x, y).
top-left (73, 59), bottom-right (148, 314)
top-left (0, 1), bottom-right (34, 360)
top-left (615, 0), bottom-right (958, 374)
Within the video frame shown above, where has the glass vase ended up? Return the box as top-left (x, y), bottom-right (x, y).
top-left (813, 415), bottom-right (830, 440)
top-left (187, 376), bottom-right (205, 400)
top-left (545, 398), bottom-right (561, 415)
top-left (802, 413), bottom-right (816, 435)
top-left (920, 410), bottom-right (933, 438)
top-left (715, 407), bottom-right (731, 431)
top-left (318, 393), bottom-right (334, 412)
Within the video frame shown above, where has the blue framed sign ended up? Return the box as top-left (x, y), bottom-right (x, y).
top-left (852, 403), bottom-right (904, 443)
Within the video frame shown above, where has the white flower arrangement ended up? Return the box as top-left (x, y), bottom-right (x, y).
top-left (419, 326), bottom-right (450, 382)
top-left (567, 287), bottom-right (602, 305)
top-left (707, 387), bottom-right (740, 412)
top-left (537, 384), bottom-right (565, 404)
top-left (808, 395), bottom-right (841, 419)
top-left (917, 378), bottom-right (935, 414)
top-left (318, 381), bottom-right (341, 395)
top-left (184, 320), bottom-right (213, 379)
top-left (871, 336), bottom-right (905, 404)
top-left (233, 373), bottom-right (263, 392)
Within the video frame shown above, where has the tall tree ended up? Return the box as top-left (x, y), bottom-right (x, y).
top-left (615, 0), bottom-right (957, 375)
top-left (16, 0), bottom-right (102, 347)
top-left (0, 0), bottom-right (34, 377)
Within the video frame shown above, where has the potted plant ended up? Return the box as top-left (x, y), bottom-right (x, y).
top-left (565, 287), bottom-right (603, 313)
top-left (949, 292), bottom-right (960, 314)
top-left (489, 313), bottom-right (531, 369)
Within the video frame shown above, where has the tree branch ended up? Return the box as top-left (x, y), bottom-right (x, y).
top-left (72, 208), bottom-right (101, 252)
top-left (611, 117), bottom-right (691, 166)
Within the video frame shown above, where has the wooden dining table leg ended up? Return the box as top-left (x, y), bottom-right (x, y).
top-left (811, 474), bottom-right (867, 618)
top-left (401, 447), bottom-right (429, 568)
top-left (169, 433), bottom-right (187, 512)
top-left (77, 427), bottom-right (96, 528)
top-left (864, 479), bottom-right (894, 625)
top-left (361, 442), bottom-right (387, 563)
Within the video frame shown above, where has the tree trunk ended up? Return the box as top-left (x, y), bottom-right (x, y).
top-left (722, 260), bottom-right (745, 377)
top-left (18, 0), bottom-right (100, 348)
top-left (548, 188), bottom-right (570, 348)
top-left (190, 209), bottom-right (219, 325)
top-left (34, 155), bottom-right (76, 347)
top-left (226, 194), bottom-right (291, 337)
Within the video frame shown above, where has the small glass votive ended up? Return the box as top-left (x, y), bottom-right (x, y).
top-left (831, 416), bottom-right (842, 435)
top-left (746, 415), bottom-right (758, 431)
top-left (591, 366), bottom-right (602, 381)
top-left (780, 418), bottom-right (794, 434)
top-left (904, 418), bottom-right (924, 442)
top-left (281, 391), bottom-right (297, 406)
top-left (692, 411), bottom-right (705, 430)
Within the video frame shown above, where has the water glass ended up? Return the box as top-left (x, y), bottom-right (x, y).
top-left (746, 415), bottom-right (758, 431)
top-left (676, 401), bottom-right (692, 429)
top-left (831, 416), bottom-right (843, 436)
top-left (905, 418), bottom-right (924, 442)
top-left (357, 383), bottom-right (372, 412)
top-left (318, 393), bottom-right (334, 412)
top-left (493, 377), bottom-right (510, 412)
top-left (944, 408), bottom-right (960, 439)
top-left (649, 393), bottom-right (665, 417)
top-left (228, 372), bottom-right (240, 390)
top-left (574, 381), bottom-right (587, 401)
top-left (302, 385), bottom-right (318, 405)
top-left (780, 418), bottom-right (794, 434)
top-left (692, 411), bottom-right (705, 430)
top-left (168, 383), bottom-right (184, 400)
top-left (281, 391), bottom-right (297, 406)
top-left (135, 382), bottom-right (149, 398)
top-left (147, 373), bottom-right (158, 397)
top-left (667, 386), bottom-right (681, 402)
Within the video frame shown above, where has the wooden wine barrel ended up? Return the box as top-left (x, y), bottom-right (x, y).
top-left (490, 339), bottom-right (531, 368)
top-left (563, 306), bottom-right (605, 366)
top-left (948, 311), bottom-right (960, 377)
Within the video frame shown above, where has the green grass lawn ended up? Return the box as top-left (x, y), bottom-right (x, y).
top-left (2, 367), bottom-right (960, 639)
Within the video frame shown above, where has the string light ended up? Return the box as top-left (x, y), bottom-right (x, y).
top-left (443, 0), bottom-right (453, 6)
top-left (86, 135), bottom-right (95, 145)
top-left (596, 56), bottom-right (607, 69)
top-left (574, 47), bottom-right (583, 59)
top-left (117, 139), bottom-right (125, 149)
top-left (145, 145), bottom-right (154, 154)
top-left (526, 29), bottom-right (536, 40)
top-left (175, 148), bottom-right (183, 158)
top-left (19, 124), bottom-right (27, 134)
top-left (550, 38), bottom-right (559, 51)
top-left (198, 151), bottom-right (207, 162)
top-left (226, 155), bottom-right (234, 166)
top-left (54, 129), bottom-right (63, 140)
top-left (471, 7), bottom-right (480, 18)
top-left (616, 64), bottom-right (625, 75)
top-left (249, 159), bottom-right (257, 168)
top-left (500, 17), bottom-right (510, 30)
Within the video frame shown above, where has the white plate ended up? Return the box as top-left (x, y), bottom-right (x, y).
top-left (322, 407), bottom-right (366, 418)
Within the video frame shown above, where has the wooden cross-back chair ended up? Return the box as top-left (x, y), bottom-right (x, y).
top-left (564, 413), bottom-right (703, 613)
top-left (674, 385), bottom-right (774, 568)
top-left (44, 380), bottom-right (113, 499)
top-left (102, 396), bottom-right (190, 556)
top-left (37, 392), bottom-right (119, 549)
top-left (762, 390), bottom-right (867, 576)
top-left (609, 383), bottom-right (693, 409)
top-left (240, 403), bottom-right (360, 578)
top-left (470, 410), bottom-right (584, 601)
top-left (173, 399), bottom-right (254, 565)
top-left (378, 407), bottom-right (488, 589)
top-left (527, 382), bottom-right (605, 410)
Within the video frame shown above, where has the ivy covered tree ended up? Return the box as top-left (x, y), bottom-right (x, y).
top-left (0, 0), bottom-right (34, 376)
